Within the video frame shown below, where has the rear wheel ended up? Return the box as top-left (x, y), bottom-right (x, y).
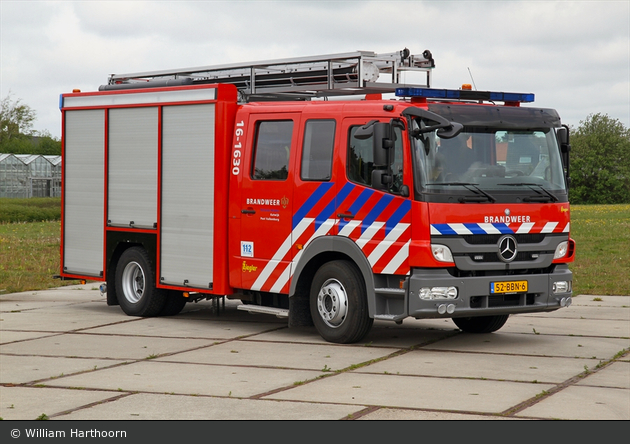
top-left (310, 260), bottom-right (373, 344)
top-left (452, 314), bottom-right (509, 333)
top-left (115, 246), bottom-right (166, 317)
top-left (159, 290), bottom-right (188, 316)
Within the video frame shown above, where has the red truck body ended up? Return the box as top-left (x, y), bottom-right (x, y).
top-left (59, 50), bottom-right (575, 343)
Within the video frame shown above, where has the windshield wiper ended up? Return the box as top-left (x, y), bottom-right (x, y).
top-left (426, 182), bottom-right (496, 203)
top-left (499, 182), bottom-right (558, 202)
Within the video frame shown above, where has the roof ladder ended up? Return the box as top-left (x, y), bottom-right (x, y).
top-left (100, 48), bottom-right (435, 101)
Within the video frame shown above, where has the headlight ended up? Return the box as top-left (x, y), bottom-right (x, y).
top-left (431, 244), bottom-right (454, 262)
top-left (553, 281), bottom-right (571, 293)
top-left (554, 241), bottom-right (569, 259)
top-left (420, 286), bottom-right (458, 300)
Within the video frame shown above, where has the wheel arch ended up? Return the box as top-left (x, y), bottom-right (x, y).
top-left (289, 236), bottom-right (375, 318)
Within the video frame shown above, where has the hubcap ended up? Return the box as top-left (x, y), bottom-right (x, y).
top-left (121, 261), bottom-right (145, 304)
top-left (317, 278), bottom-right (348, 328)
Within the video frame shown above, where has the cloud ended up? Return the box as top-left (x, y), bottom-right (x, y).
top-left (1, 0), bottom-right (628, 138)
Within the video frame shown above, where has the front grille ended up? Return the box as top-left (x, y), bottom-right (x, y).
top-left (462, 234), bottom-right (545, 245)
top-left (470, 293), bottom-right (537, 308)
top-left (466, 251), bottom-right (550, 263)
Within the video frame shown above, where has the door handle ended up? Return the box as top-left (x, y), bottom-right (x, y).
top-left (241, 209), bottom-right (256, 214)
top-left (337, 213), bottom-right (354, 219)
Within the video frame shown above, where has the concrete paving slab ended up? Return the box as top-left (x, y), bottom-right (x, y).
top-left (0, 286), bottom-right (103, 306)
top-left (25, 301), bottom-right (125, 317)
top-left (0, 330), bottom-right (58, 344)
top-left (518, 303), bottom-right (629, 321)
top-left (54, 392), bottom-right (363, 420)
top-left (1, 285), bottom-right (628, 420)
top-left (575, 361), bottom-right (630, 389)
top-left (82, 316), bottom-right (288, 340)
top-left (0, 299), bottom-right (95, 312)
top-left (515, 385), bottom-right (630, 420)
top-left (42, 360), bottom-right (324, 398)
top-left (0, 354), bottom-right (127, 384)
top-left (423, 331), bottom-right (630, 360)
top-left (0, 333), bottom-right (215, 360)
top-left (0, 284), bottom-right (101, 299)
top-left (358, 408), bottom-right (528, 420)
top-left (247, 321), bottom-right (460, 348)
top-left (360, 349), bottom-right (601, 383)
top-left (264, 372), bottom-right (554, 414)
top-left (572, 295), bottom-right (630, 307)
top-left (175, 302), bottom-right (287, 324)
top-left (0, 307), bottom-right (136, 332)
top-left (155, 340), bottom-right (400, 371)
top-left (501, 315), bottom-right (630, 338)
top-left (0, 386), bottom-right (123, 421)
top-left (236, 325), bottom-right (327, 344)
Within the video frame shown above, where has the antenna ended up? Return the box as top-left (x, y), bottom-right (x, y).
top-left (467, 67), bottom-right (478, 91)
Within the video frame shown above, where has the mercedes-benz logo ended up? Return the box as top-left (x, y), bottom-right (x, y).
top-left (498, 235), bottom-right (518, 262)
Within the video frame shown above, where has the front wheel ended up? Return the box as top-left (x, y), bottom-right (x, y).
top-left (452, 314), bottom-right (509, 333)
top-left (115, 246), bottom-right (166, 317)
top-left (310, 260), bottom-right (373, 344)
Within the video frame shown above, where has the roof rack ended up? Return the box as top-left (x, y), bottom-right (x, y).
top-left (100, 48), bottom-right (435, 101)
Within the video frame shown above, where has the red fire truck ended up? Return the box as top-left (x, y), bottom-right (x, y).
top-left (58, 49), bottom-right (575, 343)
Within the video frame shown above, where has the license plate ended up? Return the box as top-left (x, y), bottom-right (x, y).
top-left (490, 280), bottom-right (528, 294)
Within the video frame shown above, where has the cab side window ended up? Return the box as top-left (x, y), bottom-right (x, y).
top-left (390, 127), bottom-right (404, 193)
top-left (347, 125), bottom-right (404, 193)
top-left (301, 120), bottom-right (335, 181)
top-left (347, 126), bottom-right (374, 186)
top-left (252, 120), bottom-right (293, 180)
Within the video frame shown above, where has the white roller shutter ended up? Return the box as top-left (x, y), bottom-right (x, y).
top-left (107, 107), bottom-right (158, 229)
top-left (160, 104), bottom-right (216, 288)
top-left (63, 109), bottom-right (105, 277)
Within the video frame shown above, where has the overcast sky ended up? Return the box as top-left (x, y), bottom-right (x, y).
top-left (1, 0), bottom-right (628, 140)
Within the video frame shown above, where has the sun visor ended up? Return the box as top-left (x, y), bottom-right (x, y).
top-left (427, 103), bottom-right (562, 129)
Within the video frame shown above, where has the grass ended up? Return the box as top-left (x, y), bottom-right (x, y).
top-left (0, 198), bottom-right (628, 296)
top-left (0, 220), bottom-right (81, 294)
top-left (0, 197), bottom-right (61, 223)
top-left (570, 204), bottom-right (630, 295)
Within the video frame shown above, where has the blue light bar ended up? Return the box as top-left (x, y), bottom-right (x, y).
top-left (396, 87), bottom-right (535, 103)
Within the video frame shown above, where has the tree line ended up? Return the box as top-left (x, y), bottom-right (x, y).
top-left (1, 93), bottom-right (628, 204)
top-left (0, 93), bottom-right (61, 155)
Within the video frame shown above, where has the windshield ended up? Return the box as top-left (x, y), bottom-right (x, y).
top-left (411, 121), bottom-right (568, 203)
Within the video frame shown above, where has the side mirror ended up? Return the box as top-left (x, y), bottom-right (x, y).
top-left (371, 169), bottom-right (391, 191)
top-left (354, 120), bottom-right (378, 140)
top-left (556, 126), bottom-right (569, 146)
top-left (437, 122), bottom-right (464, 139)
top-left (557, 125), bottom-right (571, 188)
top-left (402, 107), bottom-right (463, 139)
top-left (373, 122), bottom-right (394, 167)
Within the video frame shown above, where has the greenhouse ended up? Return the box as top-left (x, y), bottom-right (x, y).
top-left (0, 153), bottom-right (62, 198)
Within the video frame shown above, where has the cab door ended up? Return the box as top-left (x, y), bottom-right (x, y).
top-left (239, 114), bottom-right (299, 293)
top-left (336, 118), bottom-right (412, 276)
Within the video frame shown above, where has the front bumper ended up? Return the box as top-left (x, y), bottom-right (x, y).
top-left (406, 264), bottom-right (573, 319)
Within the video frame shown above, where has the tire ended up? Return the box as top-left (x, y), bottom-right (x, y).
top-left (310, 260), bottom-right (373, 344)
top-left (159, 290), bottom-right (188, 316)
top-left (115, 246), bottom-right (166, 317)
top-left (452, 314), bottom-right (509, 333)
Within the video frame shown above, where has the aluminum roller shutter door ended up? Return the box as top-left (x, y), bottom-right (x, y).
top-left (160, 104), bottom-right (215, 288)
top-left (107, 107), bottom-right (158, 229)
top-left (63, 109), bottom-right (105, 277)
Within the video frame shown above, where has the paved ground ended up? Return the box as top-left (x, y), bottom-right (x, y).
top-left (0, 284), bottom-right (628, 421)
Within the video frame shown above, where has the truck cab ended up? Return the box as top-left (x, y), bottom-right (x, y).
top-left (226, 91), bottom-right (574, 343)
